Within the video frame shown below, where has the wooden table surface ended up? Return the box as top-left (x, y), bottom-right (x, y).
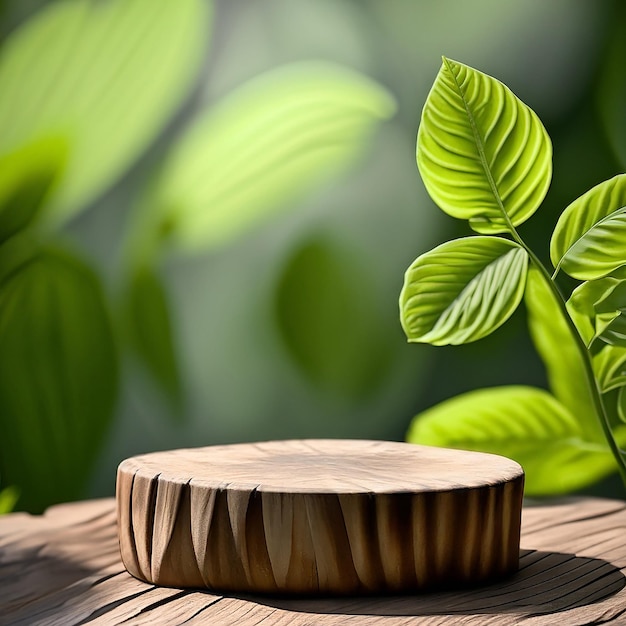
top-left (1, 496), bottom-right (626, 625)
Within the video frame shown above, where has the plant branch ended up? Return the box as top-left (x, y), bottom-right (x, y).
top-left (514, 231), bottom-right (626, 485)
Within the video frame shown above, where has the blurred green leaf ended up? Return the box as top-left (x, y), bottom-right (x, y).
top-left (0, 136), bottom-right (67, 243)
top-left (0, 245), bottom-right (117, 512)
top-left (407, 386), bottom-right (617, 496)
top-left (275, 235), bottom-right (392, 399)
top-left (598, 6), bottom-right (626, 169)
top-left (0, 230), bottom-right (39, 287)
top-left (0, 485), bottom-right (19, 515)
top-left (551, 174), bottom-right (626, 280)
top-left (123, 265), bottom-right (182, 413)
top-left (400, 236), bottom-right (528, 346)
top-left (142, 62), bottom-right (395, 256)
top-left (525, 267), bottom-right (603, 442)
top-left (0, 0), bottom-right (209, 223)
top-left (416, 57), bottom-right (552, 234)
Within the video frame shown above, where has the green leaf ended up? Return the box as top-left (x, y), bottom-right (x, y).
top-left (0, 136), bottom-right (67, 243)
top-left (550, 174), bottom-right (626, 279)
top-left (602, 313), bottom-right (626, 347)
top-left (0, 245), bottom-right (118, 513)
top-left (406, 386), bottom-right (617, 495)
top-left (0, 0), bottom-right (209, 224)
top-left (567, 270), bottom-right (626, 347)
top-left (596, 281), bottom-right (626, 347)
top-left (141, 62), bottom-right (395, 256)
top-left (593, 345), bottom-right (626, 393)
top-left (123, 266), bottom-right (182, 413)
top-left (525, 266), bottom-right (602, 442)
top-left (416, 57), bottom-right (552, 234)
top-left (400, 236), bottom-right (528, 346)
top-left (274, 235), bottom-right (393, 399)
top-left (567, 276), bottom-right (622, 346)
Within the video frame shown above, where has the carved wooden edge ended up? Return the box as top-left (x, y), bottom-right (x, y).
top-left (116, 461), bottom-right (524, 594)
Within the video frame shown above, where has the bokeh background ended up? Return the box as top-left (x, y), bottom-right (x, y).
top-left (0, 0), bottom-right (624, 512)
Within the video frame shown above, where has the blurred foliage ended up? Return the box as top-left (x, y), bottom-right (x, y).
top-left (0, 0), bottom-right (396, 513)
top-left (597, 1), bottom-right (626, 172)
top-left (0, 242), bottom-right (117, 512)
top-left (122, 265), bottom-right (183, 414)
top-left (0, 0), bottom-right (624, 512)
top-left (0, 0), bottom-right (209, 224)
top-left (275, 234), bottom-right (394, 399)
top-left (0, 485), bottom-right (18, 514)
top-left (136, 62), bottom-right (396, 257)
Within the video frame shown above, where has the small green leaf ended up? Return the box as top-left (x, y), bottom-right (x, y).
top-left (123, 266), bottom-right (182, 413)
top-left (400, 236), bottom-right (528, 346)
top-left (0, 0), bottom-right (209, 223)
top-left (602, 312), bottom-right (626, 347)
top-left (274, 235), bottom-right (393, 399)
top-left (0, 485), bottom-right (19, 515)
top-left (525, 267), bottom-right (603, 442)
top-left (417, 57), bottom-right (552, 234)
top-left (551, 174), bottom-right (626, 279)
top-left (407, 386), bottom-right (617, 495)
top-left (0, 136), bottom-right (67, 243)
top-left (143, 62), bottom-right (395, 255)
top-left (593, 345), bottom-right (626, 393)
top-left (567, 270), bottom-right (626, 347)
top-left (567, 276), bottom-right (620, 346)
top-left (0, 245), bottom-right (118, 513)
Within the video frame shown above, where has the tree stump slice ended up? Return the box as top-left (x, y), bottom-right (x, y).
top-left (116, 439), bottom-right (524, 595)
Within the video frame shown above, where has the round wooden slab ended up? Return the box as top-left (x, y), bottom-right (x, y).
top-left (116, 439), bottom-right (524, 595)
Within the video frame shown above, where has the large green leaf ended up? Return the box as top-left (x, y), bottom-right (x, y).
top-left (274, 235), bottom-right (393, 399)
top-left (525, 267), bottom-right (602, 442)
top-left (0, 0), bottom-right (209, 224)
top-left (400, 236), bottom-right (527, 346)
top-left (407, 386), bottom-right (616, 495)
top-left (0, 245), bottom-right (118, 512)
top-left (123, 265), bottom-right (182, 413)
top-left (140, 62), bottom-right (395, 256)
top-left (551, 174), bottom-right (626, 280)
top-left (416, 57), bottom-right (552, 234)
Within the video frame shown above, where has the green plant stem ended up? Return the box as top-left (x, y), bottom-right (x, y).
top-left (512, 231), bottom-right (626, 486)
top-left (451, 55), bottom-right (626, 484)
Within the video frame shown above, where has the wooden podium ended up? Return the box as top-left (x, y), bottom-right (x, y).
top-left (116, 440), bottom-right (524, 594)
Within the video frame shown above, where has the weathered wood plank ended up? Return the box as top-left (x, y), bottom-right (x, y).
top-left (1, 497), bottom-right (626, 624)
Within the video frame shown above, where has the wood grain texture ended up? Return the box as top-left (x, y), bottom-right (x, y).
top-left (2, 496), bottom-right (626, 624)
top-left (116, 440), bottom-right (525, 594)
